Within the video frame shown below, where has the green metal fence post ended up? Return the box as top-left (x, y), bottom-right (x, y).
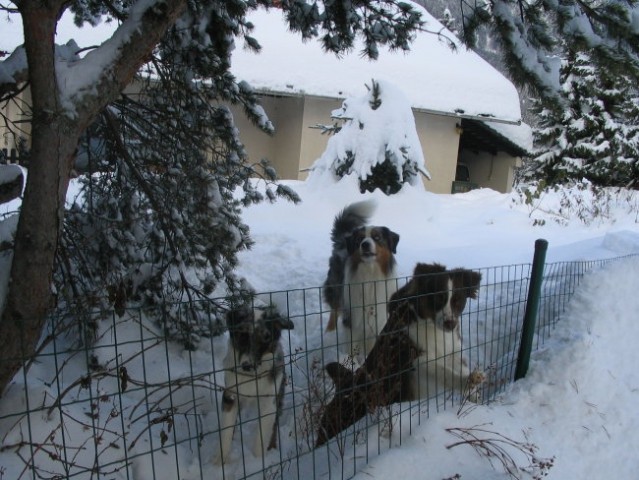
top-left (514, 238), bottom-right (549, 381)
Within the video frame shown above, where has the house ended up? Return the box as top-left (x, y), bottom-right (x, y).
top-left (228, 4), bottom-right (532, 194)
top-left (1, 3), bottom-right (531, 194)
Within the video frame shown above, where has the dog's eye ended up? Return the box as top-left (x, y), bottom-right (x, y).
top-left (451, 295), bottom-right (467, 312)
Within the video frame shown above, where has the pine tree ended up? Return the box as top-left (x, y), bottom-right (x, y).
top-left (528, 51), bottom-right (639, 188)
top-left (61, 87), bottom-right (295, 347)
top-left (310, 80), bottom-right (430, 195)
top-left (459, 0), bottom-right (639, 103)
top-left (0, 1), bottom-right (428, 390)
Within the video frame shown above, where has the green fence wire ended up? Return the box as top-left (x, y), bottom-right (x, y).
top-left (0, 249), bottom-right (635, 480)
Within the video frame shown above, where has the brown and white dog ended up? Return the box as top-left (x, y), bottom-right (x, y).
top-left (323, 200), bottom-right (400, 360)
top-left (215, 305), bottom-right (294, 465)
top-left (390, 263), bottom-right (484, 401)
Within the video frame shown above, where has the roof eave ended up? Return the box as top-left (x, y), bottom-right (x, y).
top-left (253, 87), bottom-right (522, 126)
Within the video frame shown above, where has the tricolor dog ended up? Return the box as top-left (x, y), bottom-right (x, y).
top-left (216, 305), bottom-right (294, 465)
top-left (323, 200), bottom-right (400, 360)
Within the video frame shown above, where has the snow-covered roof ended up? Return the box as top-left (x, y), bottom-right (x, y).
top-left (231, 4), bottom-right (523, 124)
top-left (483, 120), bottom-right (533, 155)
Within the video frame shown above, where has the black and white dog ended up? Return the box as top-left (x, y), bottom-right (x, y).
top-left (216, 305), bottom-right (294, 465)
top-left (390, 263), bottom-right (484, 400)
top-left (323, 200), bottom-right (400, 360)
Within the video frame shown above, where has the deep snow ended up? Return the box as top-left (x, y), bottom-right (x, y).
top-left (1, 177), bottom-right (639, 479)
top-left (236, 179), bottom-right (639, 479)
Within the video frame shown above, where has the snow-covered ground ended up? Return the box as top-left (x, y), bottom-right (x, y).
top-left (234, 179), bottom-right (639, 479)
top-left (1, 177), bottom-right (639, 480)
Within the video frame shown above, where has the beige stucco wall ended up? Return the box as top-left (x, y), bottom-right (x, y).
top-left (0, 89), bottom-right (32, 155)
top-left (298, 96), bottom-right (342, 179)
top-left (229, 95), bottom-right (304, 179)
top-left (458, 149), bottom-right (521, 193)
top-left (413, 112), bottom-right (460, 194)
top-left (231, 94), bottom-right (466, 192)
top-left (231, 94), bottom-right (341, 181)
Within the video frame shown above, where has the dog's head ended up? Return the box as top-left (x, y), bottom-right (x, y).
top-left (346, 225), bottom-right (400, 269)
top-left (406, 263), bottom-right (481, 331)
top-left (226, 305), bottom-right (294, 372)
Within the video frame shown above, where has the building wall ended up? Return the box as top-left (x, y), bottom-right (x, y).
top-left (230, 95), bottom-right (302, 179)
top-left (232, 94), bottom-right (467, 193)
top-left (458, 149), bottom-right (521, 193)
top-left (413, 112), bottom-right (460, 194)
top-left (298, 96), bottom-right (342, 179)
top-left (268, 95), bottom-right (305, 179)
top-left (0, 89), bottom-right (32, 159)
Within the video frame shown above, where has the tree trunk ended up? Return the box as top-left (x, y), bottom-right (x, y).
top-left (0, 3), bottom-right (80, 394)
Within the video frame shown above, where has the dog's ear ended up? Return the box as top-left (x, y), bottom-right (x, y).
top-left (412, 263), bottom-right (446, 294)
top-left (381, 227), bottom-right (400, 254)
top-left (453, 269), bottom-right (482, 299)
top-left (262, 306), bottom-right (295, 331)
top-left (325, 362), bottom-right (355, 391)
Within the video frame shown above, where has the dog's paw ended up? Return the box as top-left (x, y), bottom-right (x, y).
top-left (467, 369), bottom-right (485, 388)
top-left (464, 369), bottom-right (486, 403)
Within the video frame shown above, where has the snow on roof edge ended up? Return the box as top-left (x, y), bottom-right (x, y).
top-left (482, 120), bottom-right (534, 155)
top-left (231, 4), bottom-right (524, 124)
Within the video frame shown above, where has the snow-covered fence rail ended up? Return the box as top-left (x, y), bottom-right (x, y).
top-left (0, 251), bottom-right (634, 480)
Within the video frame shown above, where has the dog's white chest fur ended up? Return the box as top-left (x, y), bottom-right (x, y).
top-left (407, 314), bottom-right (470, 400)
top-left (217, 347), bottom-right (284, 465)
top-left (343, 261), bottom-right (397, 359)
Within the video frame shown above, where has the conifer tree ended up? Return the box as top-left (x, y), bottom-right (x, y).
top-left (528, 50), bottom-right (639, 188)
top-left (310, 80), bottom-right (430, 195)
top-left (0, 0), bottom-right (426, 392)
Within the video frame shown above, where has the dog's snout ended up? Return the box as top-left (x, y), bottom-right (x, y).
top-left (443, 317), bottom-right (458, 331)
top-left (241, 361), bottom-right (253, 372)
top-left (360, 239), bottom-right (373, 253)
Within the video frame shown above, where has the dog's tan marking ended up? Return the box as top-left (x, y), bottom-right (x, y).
top-left (325, 310), bottom-right (339, 332)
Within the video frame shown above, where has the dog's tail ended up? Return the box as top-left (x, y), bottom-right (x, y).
top-left (330, 200), bottom-right (376, 248)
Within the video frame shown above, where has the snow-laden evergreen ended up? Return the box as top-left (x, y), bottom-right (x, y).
top-left (528, 51), bottom-right (639, 188)
top-left (1, 1), bottom-right (429, 350)
top-left (308, 80), bottom-right (430, 195)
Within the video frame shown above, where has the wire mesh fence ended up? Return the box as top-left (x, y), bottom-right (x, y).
top-left (0, 251), bottom-right (634, 480)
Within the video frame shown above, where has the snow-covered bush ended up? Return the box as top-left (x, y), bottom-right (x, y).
top-left (511, 179), bottom-right (639, 226)
top-left (308, 80), bottom-right (430, 195)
